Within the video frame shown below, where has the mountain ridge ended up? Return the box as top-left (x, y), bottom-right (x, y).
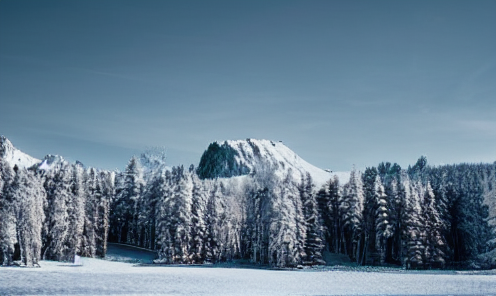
top-left (197, 138), bottom-right (349, 186)
top-left (1, 136), bottom-right (350, 186)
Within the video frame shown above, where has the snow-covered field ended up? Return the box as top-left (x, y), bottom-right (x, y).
top-left (1, 257), bottom-right (495, 296)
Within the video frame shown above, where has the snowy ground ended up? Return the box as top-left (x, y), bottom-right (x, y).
top-left (2, 260), bottom-right (495, 295)
top-left (1, 244), bottom-right (495, 295)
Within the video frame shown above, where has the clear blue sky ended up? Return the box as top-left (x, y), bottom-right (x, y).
top-left (1, 0), bottom-right (495, 171)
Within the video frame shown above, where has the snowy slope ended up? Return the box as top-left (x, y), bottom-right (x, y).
top-left (226, 139), bottom-right (349, 187)
top-left (0, 136), bottom-right (40, 168)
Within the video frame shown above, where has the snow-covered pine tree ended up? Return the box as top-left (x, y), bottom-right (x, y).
top-left (170, 166), bottom-right (193, 263)
top-left (327, 176), bottom-right (342, 254)
top-left (215, 181), bottom-right (236, 262)
top-left (375, 175), bottom-right (393, 265)
top-left (219, 178), bottom-right (244, 261)
top-left (480, 163), bottom-right (496, 267)
top-left (340, 168), bottom-right (365, 263)
top-left (140, 170), bottom-right (164, 250)
top-left (203, 180), bottom-right (220, 263)
top-left (95, 171), bottom-right (112, 257)
top-left (156, 166), bottom-right (193, 263)
top-left (317, 176), bottom-right (343, 255)
top-left (66, 163), bottom-right (85, 260)
top-left (362, 167), bottom-right (379, 265)
top-left (155, 170), bottom-right (174, 263)
top-left (268, 170), bottom-right (303, 267)
top-left (455, 165), bottom-right (491, 267)
top-left (384, 176), bottom-right (402, 264)
top-left (112, 156), bottom-right (144, 245)
top-left (244, 164), bottom-right (277, 265)
top-left (0, 158), bottom-right (16, 265)
top-left (42, 163), bottom-right (72, 261)
top-left (11, 167), bottom-right (46, 267)
top-left (81, 167), bottom-right (99, 257)
top-left (422, 181), bottom-right (447, 268)
top-left (402, 177), bottom-right (425, 269)
top-left (316, 184), bottom-right (330, 252)
top-left (108, 171), bottom-right (124, 243)
top-left (300, 172), bottom-right (324, 265)
top-left (427, 166), bottom-right (452, 261)
top-left (189, 169), bottom-right (207, 263)
top-left (376, 162), bottom-right (402, 264)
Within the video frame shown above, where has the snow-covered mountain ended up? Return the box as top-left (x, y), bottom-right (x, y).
top-left (36, 154), bottom-right (71, 172)
top-left (198, 139), bottom-right (349, 187)
top-left (0, 136), bottom-right (40, 168)
top-left (0, 136), bottom-right (82, 172)
top-left (1, 136), bottom-right (349, 187)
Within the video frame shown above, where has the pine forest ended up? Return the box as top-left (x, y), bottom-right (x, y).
top-left (1, 141), bottom-right (495, 270)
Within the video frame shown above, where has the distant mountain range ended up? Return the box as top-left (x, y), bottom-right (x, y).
top-left (0, 136), bottom-right (350, 186)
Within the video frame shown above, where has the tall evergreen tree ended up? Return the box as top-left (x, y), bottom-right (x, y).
top-left (300, 172), bottom-right (324, 264)
top-left (375, 175), bottom-right (392, 265)
top-left (402, 178), bottom-right (425, 269)
top-left (340, 168), bottom-right (365, 263)
top-left (11, 167), bottom-right (46, 267)
top-left (156, 166), bottom-right (192, 263)
top-left (189, 170), bottom-right (207, 263)
top-left (67, 163), bottom-right (85, 260)
top-left (362, 167), bottom-right (379, 265)
top-left (81, 167), bottom-right (99, 257)
top-left (0, 159), bottom-right (15, 265)
top-left (42, 163), bottom-right (72, 261)
top-left (112, 157), bottom-right (144, 245)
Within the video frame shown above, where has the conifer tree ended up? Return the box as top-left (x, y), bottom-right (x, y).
top-left (0, 159), bottom-right (15, 265)
top-left (340, 168), bottom-right (364, 263)
top-left (156, 166), bottom-right (193, 263)
top-left (300, 172), bottom-right (324, 264)
top-left (268, 171), bottom-right (304, 267)
top-left (375, 175), bottom-right (392, 265)
top-left (67, 163), bottom-right (85, 260)
top-left (402, 178), bottom-right (425, 269)
top-left (140, 171), bottom-right (164, 250)
top-left (422, 181), bottom-right (446, 268)
top-left (362, 167), bottom-right (379, 264)
top-left (189, 171), bottom-right (207, 263)
top-left (203, 181), bottom-right (221, 263)
top-left (42, 163), bottom-right (72, 261)
top-left (112, 157), bottom-right (144, 245)
top-left (95, 171), bottom-right (112, 257)
top-left (384, 176), bottom-right (402, 264)
top-left (11, 167), bottom-right (46, 267)
top-left (156, 170), bottom-right (174, 263)
top-left (81, 167), bottom-right (99, 257)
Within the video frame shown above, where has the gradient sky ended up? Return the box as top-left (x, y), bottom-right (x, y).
top-left (1, 0), bottom-right (495, 171)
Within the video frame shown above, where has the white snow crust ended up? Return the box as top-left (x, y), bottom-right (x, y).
top-left (1, 258), bottom-right (495, 295)
top-left (226, 139), bottom-right (350, 187)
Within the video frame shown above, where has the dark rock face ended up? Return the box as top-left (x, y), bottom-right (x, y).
top-left (196, 141), bottom-right (250, 179)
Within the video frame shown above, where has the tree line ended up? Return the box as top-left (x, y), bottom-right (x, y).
top-left (1, 154), bottom-right (495, 269)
